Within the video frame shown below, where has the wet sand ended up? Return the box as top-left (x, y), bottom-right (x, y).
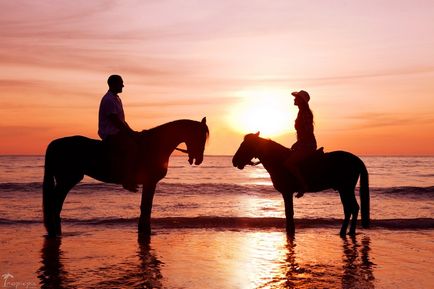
top-left (1, 224), bottom-right (433, 289)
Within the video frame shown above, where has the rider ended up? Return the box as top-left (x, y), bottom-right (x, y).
top-left (285, 90), bottom-right (317, 198)
top-left (98, 75), bottom-right (138, 192)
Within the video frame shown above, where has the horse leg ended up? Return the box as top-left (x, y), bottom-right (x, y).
top-left (44, 185), bottom-right (60, 237)
top-left (348, 193), bottom-right (360, 236)
top-left (44, 183), bottom-right (68, 237)
top-left (283, 193), bottom-right (295, 236)
top-left (51, 177), bottom-right (81, 236)
top-left (138, 183), bottom-right (157, 235)
top-left (338, 190), bottom-right (351, 237)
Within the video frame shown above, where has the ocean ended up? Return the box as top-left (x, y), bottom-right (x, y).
top-left (0, 155), bottom-right (433, 288)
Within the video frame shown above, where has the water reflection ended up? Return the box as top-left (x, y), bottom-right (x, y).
top-left (88, 233), bottom-right (164, 289)
top-left (256, 236), bottom-right (312, 289)
top-left (37, 237), bottom-right (75, 289)
top-left (255, 234), bottom-right (375, 289)
top-left (136, 233), bottom-right (164, 288)
top-left (37, 234), bottom-right (163, 289)
top-left (267, 236), bottom-right (306, 288)
top-left (341, 236), bottom-right (375, 289)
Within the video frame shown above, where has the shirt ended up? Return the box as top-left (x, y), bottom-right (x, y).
top-left (293, 109), bottom-right (317, 150)
top-left (98, 91), bottom-right (126, 140)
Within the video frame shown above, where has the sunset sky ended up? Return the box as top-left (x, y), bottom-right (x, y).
top-left (1, 0), bottom-right (433, 155)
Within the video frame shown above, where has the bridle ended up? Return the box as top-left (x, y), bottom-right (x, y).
top-left (175, 147), bottom-right (188, 154)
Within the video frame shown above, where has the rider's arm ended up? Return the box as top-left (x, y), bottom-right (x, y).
top-left (108, 113), bottom-right (135, 135)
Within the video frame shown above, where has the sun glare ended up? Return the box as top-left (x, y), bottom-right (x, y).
top-left (227, 88), bottom-right (295, 137)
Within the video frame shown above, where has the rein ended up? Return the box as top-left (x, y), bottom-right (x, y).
top-left (175, 147), bottom-right (188, 154)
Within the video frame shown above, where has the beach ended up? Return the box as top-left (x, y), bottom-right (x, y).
top-left (1, 155), bottom-right (433, 288)
top-left (1, 225), bottom-right (433, 288)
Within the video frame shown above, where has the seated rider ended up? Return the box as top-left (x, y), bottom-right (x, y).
top-left (98, 75), bottom-right (139, 192)
top-left (285, 90), bottom-right (317, 198)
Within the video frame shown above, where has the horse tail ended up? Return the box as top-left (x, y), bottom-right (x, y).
top-left (43, 142), bottom-right (56, 234)
top-left (359, 158), bottom-right (370, 228)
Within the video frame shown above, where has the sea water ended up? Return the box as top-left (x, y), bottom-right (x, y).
top-left (0, 155), bottom-right (433, 289)
top-left (0, 155), bottom-right (433, 225)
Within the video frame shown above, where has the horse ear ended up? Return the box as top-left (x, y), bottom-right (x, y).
top-left (201, 117), bottom-right (206, 124)
top-left (255, 131), bottom-right (260, 137)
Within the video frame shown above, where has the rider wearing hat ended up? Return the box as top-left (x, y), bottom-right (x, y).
top-left (285, 90), bottom-right (317, 198)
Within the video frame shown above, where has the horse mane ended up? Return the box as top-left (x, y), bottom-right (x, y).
top-left (143, 119), bottom-right (209, 140)
top-left (259, 136), bottom-right (291, 158)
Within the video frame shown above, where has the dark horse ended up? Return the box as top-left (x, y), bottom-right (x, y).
top-left (43, 118), bottom-right (209, 236)
top-left (232, 132), bottom-right (369, 237)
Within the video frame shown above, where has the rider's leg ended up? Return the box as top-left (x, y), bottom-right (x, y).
top-left (120, 134), bottom-right (139, 192)
top-left (284, 153), bottom-right (308, 198)
top-left (108, 133), bottom-right (138, 192)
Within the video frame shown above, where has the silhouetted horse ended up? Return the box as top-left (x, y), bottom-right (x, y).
top-left (232, 132), bottom-right (369, 237)
top-left (43, 118), bottom-right (209, 236)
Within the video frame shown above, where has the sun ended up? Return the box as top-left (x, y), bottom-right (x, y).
top-left (227, 88), bottom-right (295, 137)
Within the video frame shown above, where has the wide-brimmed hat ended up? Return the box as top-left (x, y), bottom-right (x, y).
top-left (291, 90), bottom-right (310, 103)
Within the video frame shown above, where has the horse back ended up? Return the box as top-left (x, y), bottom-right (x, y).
top-left (304, 150), bottom-right (365, 190)
top-left (46, 136), bottom-right (101, 158)
top-left (45, 136), bottom-right (103, 176)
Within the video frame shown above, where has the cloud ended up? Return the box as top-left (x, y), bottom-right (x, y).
top-left (238, 66), bottom-right (434, 86)
top-left (346, 112), bottom-right (434, 130)
top-left (0, 125), bottom-right (52, 136)
top-left (0, 79), bottom-right (41, 87)
top-left (2, 0), bottom-right (433, 95)
top-left (128, 96), bottom-right (237, 108)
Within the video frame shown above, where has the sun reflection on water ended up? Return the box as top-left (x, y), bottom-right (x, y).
top-left (231, 231), bottom-right (375, 289)
top-left (247, 164), bottom-right (273, 186)
top-left (242, 197), bottom-right (284, 218)
top-left (234, 232), bottom-right (288, 288)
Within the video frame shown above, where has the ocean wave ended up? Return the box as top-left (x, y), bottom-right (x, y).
top-left (1, 217), bottom-right (433, 230)
top-left (0, 182), bottom-right (42, 192)
top-left (382, 186), bottom-right (434, 195)
top-left (1, 182), bottom-right (434, 197)
top-left (417, 173), bottom-right (434, 177)
top-left (0, 182), bottom-right (276, 195)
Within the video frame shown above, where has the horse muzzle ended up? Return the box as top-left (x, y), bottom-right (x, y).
top-left (236, 164), bottom-right (245, 170)
top-left (232, 156), bottom-right (245, 170)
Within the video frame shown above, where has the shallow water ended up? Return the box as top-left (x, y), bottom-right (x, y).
top-left (1, 225), bottom-right (433, 289)
top-left (0, 155), bottom-right (433, 288)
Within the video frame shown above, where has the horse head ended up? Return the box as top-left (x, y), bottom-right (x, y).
top-left (184, 117), bottom-right (209, 165)
top-left (232, 132), bottom-right (261, 169)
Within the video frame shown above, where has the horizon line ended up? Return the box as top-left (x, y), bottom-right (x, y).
top-left (1, 154), bottom-right (433, 158)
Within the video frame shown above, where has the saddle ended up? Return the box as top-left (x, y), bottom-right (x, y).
top-left (315, 147), bottom-right (324, 156)
top-left (289, 146), bottom-right (324, 160)
top-left (304, 147), bottom-right (325, 162)
top-left (99, 132), bottom-right (145, 182)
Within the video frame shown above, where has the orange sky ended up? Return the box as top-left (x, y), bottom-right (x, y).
top-left (1, 1), bottom-right (433, 155)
